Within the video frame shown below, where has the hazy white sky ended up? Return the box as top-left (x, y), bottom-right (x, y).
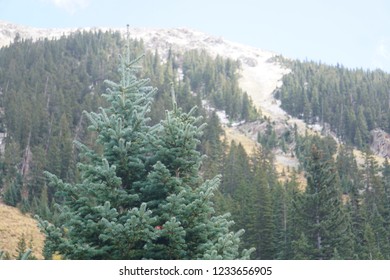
top-left (1, 0), bottom-right (389, 72)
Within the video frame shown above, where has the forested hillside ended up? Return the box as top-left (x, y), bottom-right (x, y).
top-left (0, 31), bottom-right (123, 214)
top-left (1, 31), bottom-right (390, 260)
top-left (276, 59), bottom-right (390, 148)
top-left (0, 31), bottom-right (256, 214)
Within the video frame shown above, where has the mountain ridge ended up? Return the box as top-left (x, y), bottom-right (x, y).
top-left (0, 20), bottom-right (306, 178)
top-left (0, 20), bottom-right (288, 115)
top-left (0, 21), bottom-right (290, 135)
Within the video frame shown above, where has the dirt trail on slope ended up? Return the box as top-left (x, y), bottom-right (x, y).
top-left (238, 57), bottom-right (310, 136)
top-left (239, 58), bottom-right (288, 119)
top-left (236, 52), bottom-right (305, 168)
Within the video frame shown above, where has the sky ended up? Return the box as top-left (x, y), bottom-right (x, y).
top-left (1, 0), bottom-right (390, 72)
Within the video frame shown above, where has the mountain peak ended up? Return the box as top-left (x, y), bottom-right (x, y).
top-left (0, 21), bottom-right (275, 63)
top-left (0, 20), bottom-right (74, 47)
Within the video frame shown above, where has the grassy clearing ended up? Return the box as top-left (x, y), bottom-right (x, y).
top-left (0, 204), bottom-right (45, 259)
top-left (222, 126), bottom-right (259, 155)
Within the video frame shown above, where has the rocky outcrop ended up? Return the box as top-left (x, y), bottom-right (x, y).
top-left (370, 128), bottom-right (390, 158)
top-left (0, 132), bottom-right (6, 155)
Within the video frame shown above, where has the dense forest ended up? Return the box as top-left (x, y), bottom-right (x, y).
top-left (0, 31), bottom-right (256, 214)
top-left (1, 31), bottom-right (390, 259)
top-left (276, 59), bottom-right (390, 148)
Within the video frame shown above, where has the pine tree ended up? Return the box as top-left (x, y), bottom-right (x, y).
top-left (201, 111), bottom-right (224, 180)
top-left (361, 223), bottom-right (383, 259)
top-left (251, 153), bottom-right (275, 259)
top-left (274, 172), bottom-right (300, 259)
top-left (361, 151), bottom-right (390, 258)
top-left (383, 159), bottom-right (390, 224)
top-left (3, 173), bottom-right (23, 207)
top-left (291, 233), bottom-right (312, 260)
top-left (15, 233), bottom-right (36, 260)
top-left (38, 44), bottom-right (253, 260)
top-left (293, 139), bottom-right (354, 259)
top-left (221, 141), bottom-right (250, 195)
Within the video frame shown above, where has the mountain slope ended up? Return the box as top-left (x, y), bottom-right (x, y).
top-left (0, 20), bottom-right (299, 176)
top-left (0, 21), bottom-right (288, 117)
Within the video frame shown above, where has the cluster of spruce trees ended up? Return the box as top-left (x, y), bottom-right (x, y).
top-left (0, 31), bottom-right (256, 217)
top-left (1, 31), bottom-right (390, 259)
top-left (182, 49), bottom-right (258, 122)
top-left (0, 31), bottom-right (257, 259)
top-left (0, 31), bottom-right (125, 213)
top-left (276, 59), bottom-right (390, 148)
top-left (221, 131), bottom-right (390, 259)
top-left (38, 47), bottom-right (254, 259)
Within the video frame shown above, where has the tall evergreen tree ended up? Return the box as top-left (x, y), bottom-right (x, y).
top-left (38, 44), bottom-right (253, 260)
top-left (274, 173), bottom-right (300, 259)
top-left (250, 150), bottom-right (275, 259)
top-left (293, 139), bottom-right (354, 259)
top-left (360, 150), bottom-right (390, 258)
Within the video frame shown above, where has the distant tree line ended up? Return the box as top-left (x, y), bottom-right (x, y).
top-left (217, 133), bottom-right (390, 259)
top-left (276, 59), bottom-right (390, 148)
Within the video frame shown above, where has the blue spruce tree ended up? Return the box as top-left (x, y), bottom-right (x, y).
top-left (39, 43), bottom-right (253, 260)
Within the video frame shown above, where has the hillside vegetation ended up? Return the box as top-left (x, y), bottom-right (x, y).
top-left (1, 31), bottom-right (390, 259)
top-left (276, 59), bottom-right (390, 149)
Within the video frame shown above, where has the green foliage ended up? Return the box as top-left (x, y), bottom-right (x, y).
top-left (3, 174), bottom-right (22, 206)
top-left (3, 27), bottom-right (390, 260)
top-left (15, 233), bottom-right (37, 260)
top-left (38, 46), bottom-right (252, 260)
top-left (276, 59), bottom-right (390, 148)
top-left (292, 138), bottom-right (354, 259)
top-left (0, 31), bottom-right (125, 213)
top-left (291, 233), bottom-right (312, 260)
top-left (0, 250), bottom-right (11, 260)
top-left (0, 31), bottom-right (249, 217)
top-left (273, 174), bottom-right (300, 259)
top-left (257, 122), bottom-right (278, 150)
top-left (217, 143), bottom-right (279, 259)
top-left (182, 50), bottom-right (259, 122)
top-left (333, 145), bottom-right (390, 259)
top-left (200, 111), bottom-right (225, 180)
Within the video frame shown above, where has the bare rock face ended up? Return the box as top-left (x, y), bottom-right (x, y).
top-left (370, 128), bottom-right (390, 158)
top-left (0, 132), bottom-right (6, 155)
